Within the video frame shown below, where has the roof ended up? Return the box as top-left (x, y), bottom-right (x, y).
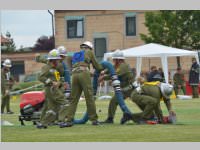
top-left (1, 35), bottom-right (10, 44)
top-left (104, 43), bottom-right (198, 59)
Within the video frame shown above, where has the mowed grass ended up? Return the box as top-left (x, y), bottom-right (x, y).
top-left (1, 95), bottom-right (200, 142)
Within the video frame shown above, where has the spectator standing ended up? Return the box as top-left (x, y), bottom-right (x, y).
top-left (189, 58), bottom-right (200, 98)
top-left (173, 67), bottom-right (186, 96)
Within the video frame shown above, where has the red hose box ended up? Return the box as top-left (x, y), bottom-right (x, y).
top-left (20, 91), bottom-right (45, 109)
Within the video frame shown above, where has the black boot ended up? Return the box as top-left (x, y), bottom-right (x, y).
top-left (101, 117), bottom-right (114, 124)
top-left (120, 113), bottom-right (132, 125)
top-left (36, 123), bottom-right (47, 129)
top-left (59, 122), bottom-right (73, 128)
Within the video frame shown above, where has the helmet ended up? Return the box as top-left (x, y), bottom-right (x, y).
top-left (3, 59), bottom-right (12, 67)
top-left (160, 83), bottom-right (173, 99)
top-left (57, 46), bottom-right (67, 56)
top-left (47, 49), bottom-right (61, 60)
top-left (80, 41), bottom-right (93, 49)
top-left (112, 49), bottom-right (125, 60)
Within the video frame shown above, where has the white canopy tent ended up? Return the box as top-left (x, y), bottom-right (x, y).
top-left (104, 43), bottom-right (199, 83)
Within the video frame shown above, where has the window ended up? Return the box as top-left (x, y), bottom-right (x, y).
top-left (67, 19), bottom-right (84, 38)
top-left (126, 16), bottom-right (136, 36)
top-left (94, 38), bottom-right (107, 62)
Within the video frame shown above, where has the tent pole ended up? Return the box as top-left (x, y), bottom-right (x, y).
top-left (161, 56), bottom-right (169, 83)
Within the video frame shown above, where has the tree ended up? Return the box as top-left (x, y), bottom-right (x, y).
top-left (2, 31), bottom-right (16, 52)
top-left (33, 35), bottom-right (55, 51)
top-left (140, 10), bottom-right (200, 67)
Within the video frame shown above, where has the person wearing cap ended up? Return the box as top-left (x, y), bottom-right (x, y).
top-left (36, 49), bottom-right (67, 129)
top-left (60, 41), bottom-right (103, 127)
top-left (189, 58), bottom-right (200, 98)
top-left (173, 67), bottom-right (186, 97)
top-left (147, 66), bottom-right (163, 82)
top-left (1, 59), bottom-right (15, 114)
top-left (120, 77), bottom-right (175, 125)
top-left (98, 49), bottom-right (134, 124)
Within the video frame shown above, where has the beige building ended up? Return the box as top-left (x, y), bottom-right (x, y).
top-left (55, 10), bottom-right (148, 58)
top-left (55, 10), bottom-right (196, 80)
top-left (1, 10), bottom-right (196, 82)
top-left (1, 52), bottom-right (47, 81)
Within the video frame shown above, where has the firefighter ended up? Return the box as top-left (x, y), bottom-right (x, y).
top-left (173, 67), bottom-right (186, 96)
top-left (35, 46), bottom-right (71, 122)
top-left (99, 49), bottom-right (134, 123)
top-left (36, 49), bottom-right (67, 129)
top-left (120, 77), bottom-right (175, 124)
top-left (35, 46), bottom-right (71, 87)
top-left (1, 59), bottom-right (15, 114)
top-left (59, 41), bottom-right (103, 128)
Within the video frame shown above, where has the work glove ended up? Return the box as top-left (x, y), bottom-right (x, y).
top-left (131, 81), bottom-right (140, 89)
top-left (52, 81), bottom-right (61, 88)
top-left (135, 86), bottom-right (142, 94)
top-left (5, 90), bottom-right (10, 96)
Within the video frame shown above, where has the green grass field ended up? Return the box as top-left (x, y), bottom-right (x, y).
top-left (1, 95), bottom-right (200, 142)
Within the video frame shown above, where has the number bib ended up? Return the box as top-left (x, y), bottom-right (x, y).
top-left (50, 69), bottom-right (60, 81)
top-left (72, 50), bottom-right (85, 65)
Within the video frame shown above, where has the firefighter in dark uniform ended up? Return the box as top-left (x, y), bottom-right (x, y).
top-left (1, 59), bottom-right (15, 114)
top-left (99, 49), bottom-right (134, 123)
top-left (60, 41), bottom-right (103, 127)
top-left (189, 58), bottom-right (200, 98)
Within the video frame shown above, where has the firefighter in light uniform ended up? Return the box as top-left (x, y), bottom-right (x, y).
top-left (60, 41), bottom-right (103, 127)
top-left (121, 77), bottom-right (175, 124)
top-left (99, 49), bottom-right (134, 123)
top-left (1, 59), bottom-right (15, 114)
top-left (36, 49), bottom-right (66, 129)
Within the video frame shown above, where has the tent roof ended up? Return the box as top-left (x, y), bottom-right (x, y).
top-left (104, 43), bottom-right (198, 59)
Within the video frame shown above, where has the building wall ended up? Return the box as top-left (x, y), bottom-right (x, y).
top-left (54, 10), bottom-right (195, 80)
top-left (1, 52), bottom-right (46, 75)
top-left (55, 10), bottom-right (148, 51)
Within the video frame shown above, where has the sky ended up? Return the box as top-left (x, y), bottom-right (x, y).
top-left (1, 10), bottom-right (53, 49)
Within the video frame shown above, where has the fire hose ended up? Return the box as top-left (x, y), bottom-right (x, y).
top-left (9, 83), bottom-right (44, 96)
top-left (73, 61), bottom-right (132, 124)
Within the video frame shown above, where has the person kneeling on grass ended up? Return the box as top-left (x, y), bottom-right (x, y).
top-left (36, 49), bottom-right (69, 129)
top-left (120, 77), bottom-right (176, 125)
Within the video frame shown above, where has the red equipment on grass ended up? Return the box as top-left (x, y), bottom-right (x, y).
top-left (19, 91), bottom-right (45, 125)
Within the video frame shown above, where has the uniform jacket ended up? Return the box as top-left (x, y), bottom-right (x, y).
top-left (173, 72), bottom-right (185, 85)
top-left (189, 62), bottom-right (200, 85)
top-left (1, 68), bottom-right (14, 94)
top-left (72, 49), bottom-right (103, 72)
top-left (36, 55), bottom-right (71, 84)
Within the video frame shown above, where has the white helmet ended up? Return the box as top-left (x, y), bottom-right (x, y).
top-left (57, 46), bottom-right (67, 56)
top-left (3, 59), bottom-right (12, 67)
top-left (80, 41), bottom-right (93, 49)
top-left (47, 49), bottom-right (61, 60)
top-left (160, 83), bottom-right (174, 99)
top-left (112, 49), bottom-right (125, 60)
